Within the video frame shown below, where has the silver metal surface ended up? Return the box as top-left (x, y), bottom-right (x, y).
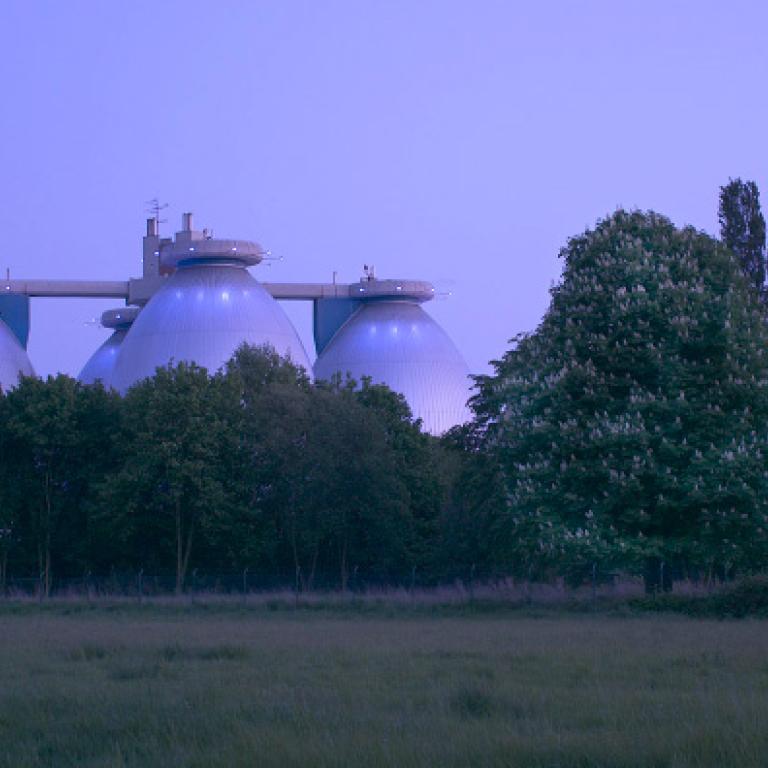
top-left (3, 279), bottom-right (129, 298)
top-left (0, 318), bottom-right (34, 392)
top-left (314, 300), bottom-right (472, 435)
top-left (160, 236), bottom-right (265, 270)
top-left (78, 328), bottom-right (128, 388)
top-left (4, 278), bottom-right (435, 303)
top-left (111, 261), bottom-right (311, 392)
top-left (265, 279), bottom-right (435, 302)
top-left (78, 306), bottom-right (141, 387)
top-left (101, 306), bottom-right (140, 329)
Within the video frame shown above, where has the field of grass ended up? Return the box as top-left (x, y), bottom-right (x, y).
top-left (0, 602), bottom-right (766, 767)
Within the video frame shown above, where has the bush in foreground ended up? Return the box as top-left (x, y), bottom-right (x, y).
top-left (630, 575), bottom-right (768, 618)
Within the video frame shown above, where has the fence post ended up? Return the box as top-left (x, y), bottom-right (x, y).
top-left (295, 566), bottom-right (301, 608)
top-left (659, 561), bottom-right (665, 595)
top-left (469, 563), bottom-right (476, 603)
top-left (137, 569), bottom-right (144, 605)
top-left (242, 567), bottom-right (249, 604)
top-left (38, 571), bottom-right (44, 604)
top-left (591, 562), bottom-right (597, 607)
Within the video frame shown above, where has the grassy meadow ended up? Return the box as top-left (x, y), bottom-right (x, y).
top-left (0, 601), bottom-right (766, 767)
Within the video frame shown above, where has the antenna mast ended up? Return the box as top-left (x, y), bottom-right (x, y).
top-left (145, 198), bottom-right (168, 234)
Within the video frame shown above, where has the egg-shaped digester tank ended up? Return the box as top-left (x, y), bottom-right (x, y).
top-left (314, 292), bottom-right (472, 435)
top-left (0, 318), bottom-right (34, 392)
top-left (111, 243), bottom-right (311, 393)
top-left (79, 307), bottom-right (140, 387)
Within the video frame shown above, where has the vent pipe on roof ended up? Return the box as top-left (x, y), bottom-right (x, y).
top-left (182, 212), bottom-right (193, 231)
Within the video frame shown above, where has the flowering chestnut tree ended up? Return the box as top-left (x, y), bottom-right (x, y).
top-left (472, 210), bottom-right (768, 585)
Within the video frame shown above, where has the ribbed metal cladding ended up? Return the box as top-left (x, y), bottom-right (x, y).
top-left (111, 261), bottom-right (311, 393)
top-left (314, 300), bottom-right (472, 435)
top-left (0, 318), bottom-right (34, 392)
top-left (78, 329), bottom-right (128, 388)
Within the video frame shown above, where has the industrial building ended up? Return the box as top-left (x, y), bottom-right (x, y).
top-left (0, 306), bottom-right (34, 393)
top-left (0, 214), bottom-right (471, 434)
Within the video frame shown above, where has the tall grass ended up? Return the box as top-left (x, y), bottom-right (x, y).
top-left (0, 604), bottom-right (766, 767)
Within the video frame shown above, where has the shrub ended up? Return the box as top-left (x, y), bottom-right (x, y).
top-left (629, 576), bottom-right (768, 618)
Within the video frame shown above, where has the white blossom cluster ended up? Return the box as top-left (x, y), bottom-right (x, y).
top-left (472, 211), bottom-right (768, 577)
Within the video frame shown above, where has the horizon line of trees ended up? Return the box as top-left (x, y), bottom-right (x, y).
top-left (0, 347), bottom-right (465, 595)
top-left (1, 179), bottom-right (768, 596)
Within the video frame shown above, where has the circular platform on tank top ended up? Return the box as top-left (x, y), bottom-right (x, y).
top-left (352, 279), bottom-right (435, 303)
top-left (160, 239), bottom-right (265, 270)
top-left (101, 306), bottom-right (141, 329)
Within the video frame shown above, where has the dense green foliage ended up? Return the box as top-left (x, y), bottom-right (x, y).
top-left (4, 208), bottom-right (768, 594)
top-left (0, 346), bottom-right (454, 592)
top-left (719, 178), bottom-right (767, 297)
top-left (0, 377), bottom-right (121, 594)
top-left (629, 575), bottom-right (768, 618)
top-left (469, 210), bottom-right (768, 585)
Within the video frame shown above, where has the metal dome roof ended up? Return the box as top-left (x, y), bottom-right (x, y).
top-left (79, 328), bottom-right (129, 387)
top-left (0, 318), bottom-right (34, 392)
top-left (314, 300), bottom-right (472, 435)
top-left (111, 261), bottom-right (311, 393)
top-left (79, 307), bottom-right (140, 387)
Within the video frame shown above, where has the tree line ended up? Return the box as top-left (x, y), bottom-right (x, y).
top-left (1, 179), bottom-right (767, 595)
top-left (0, 347), bottom-right (467, 595)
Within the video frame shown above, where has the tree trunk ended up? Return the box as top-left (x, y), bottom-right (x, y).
top-left (306, 547), bottom-right (319, 591)
top-left (180, 521), bottom-right (194, 592)
top-left (340, 537), bottom-right (348, 593)
top-left (44, 539), bottom-right (51, 598)
top-left (174, 498), bottom-right (195, 595)
top-left (43, 472), bottom-right (52, 598)
top-left (290, 512), bottom-right (300, 584)
top-left (643, 557), bottom-right (673, 594)
top-left (37, 543), bottom-right (43, 596)
top-left (175, 499), bottom-right (183, 594)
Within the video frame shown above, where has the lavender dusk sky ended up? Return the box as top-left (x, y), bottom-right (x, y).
top-left (1, 1), bottom-right (766, 379)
